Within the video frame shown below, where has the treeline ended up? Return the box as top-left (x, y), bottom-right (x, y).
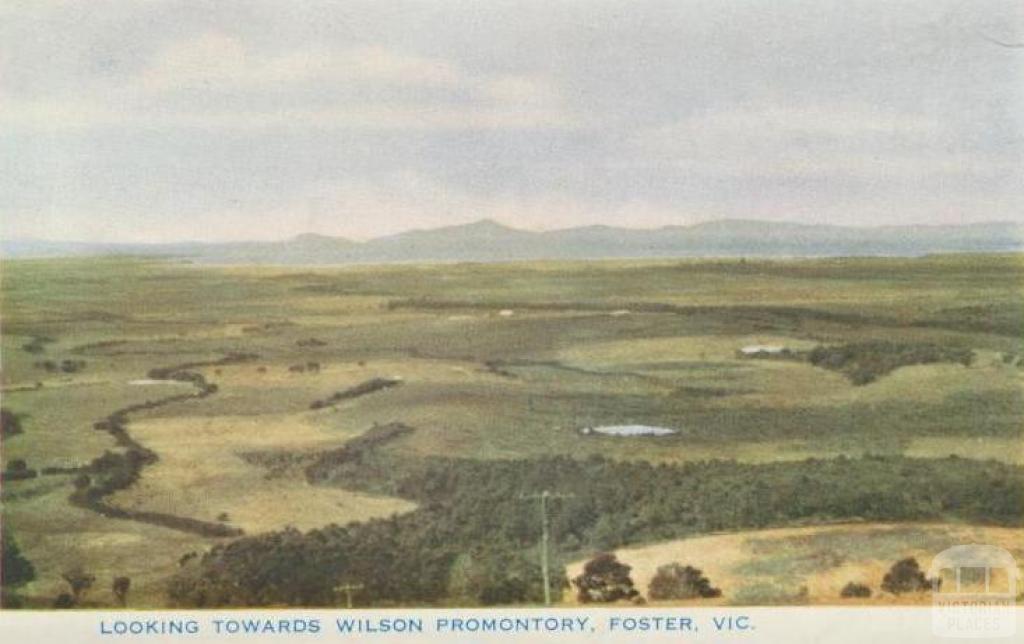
top-left (168, 452), bottom-right (1023, 607)
top-left (915, 303), bottom-right (1023, 338)
top-left (385, 298), bottom-right (877, 327)
top-left (308, 377), bottom-right (402, 410)
top-left (235, 422), bottom-right (414, 482)
top-left (69, 353), bottom-right (257, 538)
top-left (808, 341), bottom-right (975, 385)
top-left (305, 422), bottom-right (414, 483)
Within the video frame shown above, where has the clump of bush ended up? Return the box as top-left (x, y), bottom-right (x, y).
top-left (1, 458), bottom-right (38, 482)
top-left (61, 566), bottom-right (96, 604)
top-left (808, 341), bottom-right (974, 385)
top-left (21, 336), bottom-right (55, 354)
top-left (881, 557), bottom-right (934, 594)
top-left (35, 359), bottom-right (87, 373)
top-left (840, 582), bottom-right (872, 598)
top-left (1, 409), bottom-right (23, 437)
top-left (648, 563), bottom-right (721, 600)
top-left (573, 553), bottom-right (640, 603)
top-left (113, 576), bottom-right (132, 607)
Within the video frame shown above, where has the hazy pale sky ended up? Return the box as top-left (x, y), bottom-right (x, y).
top-left (1, 0), bottom-right (1022, 242)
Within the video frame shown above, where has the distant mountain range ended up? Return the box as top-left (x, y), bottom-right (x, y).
top-left (4, 219), bottom-right (1022, 264)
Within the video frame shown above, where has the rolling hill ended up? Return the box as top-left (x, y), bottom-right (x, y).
top-left (3, 219), bottom-right (1021, 263)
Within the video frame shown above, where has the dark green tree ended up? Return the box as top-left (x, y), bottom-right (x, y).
top-left (881, 558), bottom-right (931, 594)
top-left (2, 531), bottom-right (37, 608)
top-left (1, 531), bottom-right (36, 588)
top-left (572, 553), bottom-right (639, 603)
top-left (648, 563), bottom-right (721, 600)
top-left (0, 409), bottom-right (23, 437)
top-left (113, 576), bottom-right (131, 607)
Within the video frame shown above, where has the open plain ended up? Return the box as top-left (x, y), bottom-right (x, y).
top-left (2, 254), bottom-right (1022, 607)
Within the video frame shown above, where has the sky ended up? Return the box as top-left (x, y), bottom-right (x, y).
top-left (1, 0), bottom-right (1022, 242)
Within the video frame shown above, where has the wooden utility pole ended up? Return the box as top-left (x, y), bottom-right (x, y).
top-left (520, 490), bottom-right (575, 606)
top-left (333, 582), bottom-right (364, 608)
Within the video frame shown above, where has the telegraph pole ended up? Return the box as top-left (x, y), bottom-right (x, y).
top-left (333, 582), bottom-right (364, 608)
top-left (520, 490), bottom-right (575, 606)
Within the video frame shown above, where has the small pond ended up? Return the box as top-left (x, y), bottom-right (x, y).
top-left (583, 425), bottom-right (677, 436)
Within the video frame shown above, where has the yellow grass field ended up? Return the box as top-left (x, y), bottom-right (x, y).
top-left (109, 412), bottom-right (415, 534)
top-left (565, 523), bottom-right (1024, 606)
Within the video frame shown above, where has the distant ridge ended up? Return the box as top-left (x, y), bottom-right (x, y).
top-left (3, 219), bottom-right (1022, 263)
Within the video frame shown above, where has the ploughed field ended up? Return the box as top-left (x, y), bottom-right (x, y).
top-left (1, 255), bottom-right (1022, 607)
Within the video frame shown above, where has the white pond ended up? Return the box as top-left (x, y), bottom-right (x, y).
top-left (740, 345), bottom-right (786, 355)
top-left (583, 425), bottom-right (678, 437)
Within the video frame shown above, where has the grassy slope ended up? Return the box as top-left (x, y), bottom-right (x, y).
top-left (564, 522), bottom-right (1024, 606)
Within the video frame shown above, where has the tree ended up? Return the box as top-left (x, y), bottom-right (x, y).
top-left (113, 576), bottom-right (131, 607)
top-left (60, 359), bottom-right (86, 373)
top-left (61, 566), bottom-right (96, 603)
top-left (0, 409), bottom-right (23, 437)
top-left (7, 459), bottom-right (28, 473)
top-left (840, 582), bottom-right (872, 598)
top-left (73, 473), bottom-right (92, 490)
top-left (572, 553), bottom-right (639, 603)
top-left (1, 531), bottom-right (36, 590)
top-left (648, 563), bottom-right (721, 600)
top-left (589, 514), bottom-right (629, 551)
top-left (447, 547), bottom-right (564, 606)
top-left (881, 558), bottom-right (931, 594)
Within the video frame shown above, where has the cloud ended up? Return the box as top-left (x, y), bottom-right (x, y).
top-left (0, 98), bottom-right (578, 132)
top-left (139, 34), bottom-right (463, 93)
top-left (631, 105), bottom-right (948, 157)
top-left (645, 106), bottom-right (945, 142)
top-left (626, 104), bottom-right (1018, 183)
top-left (0, 32), bottom-right (578, 132)
top-left (482, 75), bottom-right (561, 107)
